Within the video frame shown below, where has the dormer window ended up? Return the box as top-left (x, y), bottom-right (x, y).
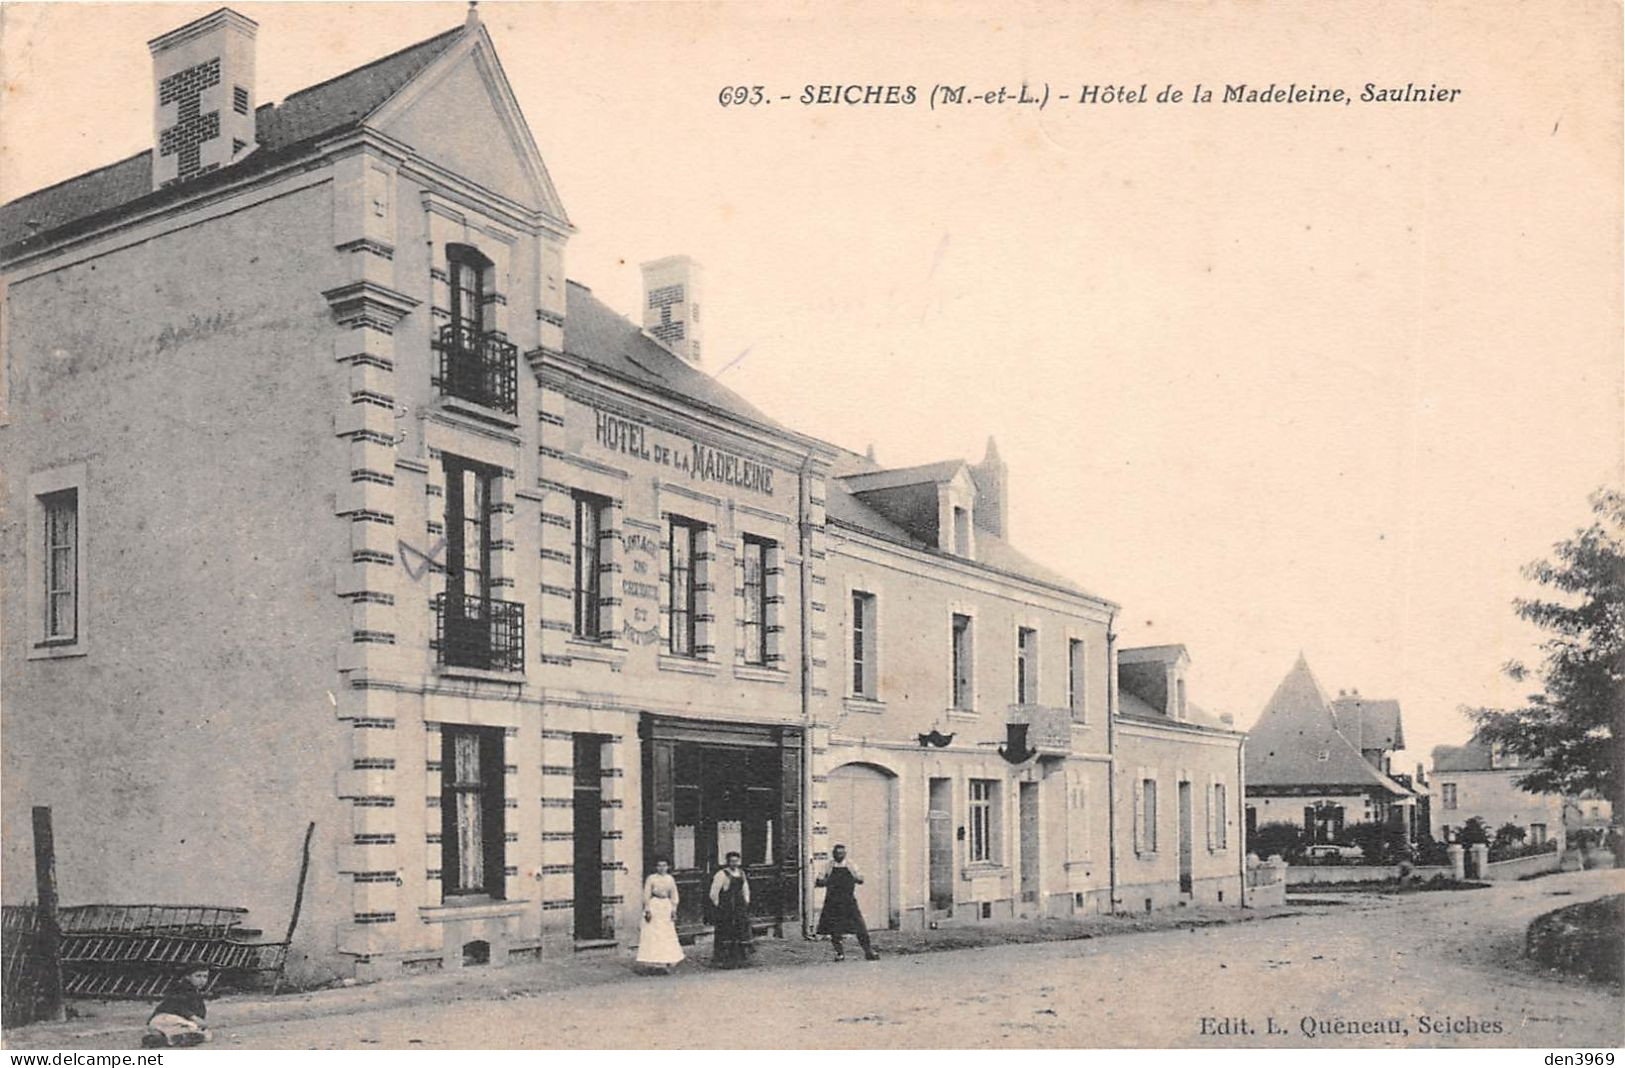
top-left (436, 244), bottom-right (517, 415)
top-left (952, 506), bottom-right (970, 556)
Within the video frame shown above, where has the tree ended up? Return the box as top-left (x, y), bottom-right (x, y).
top-left (1249, 820), bottom-right (1304, 860)
top-left (1457, 817), bottom-right (1491, 847)
top-left (1493, 822), bottom-right (1526, 851)
top-left (1468, 488), bottom-right (1624, 868)
top-left (1342, 820), bottom-right (1413, 864)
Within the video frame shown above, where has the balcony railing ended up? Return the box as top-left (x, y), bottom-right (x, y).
top-left (1007, 704), bottom-right (1073, 755)
top-left (433, 592), bottom-right (525, 673)
top-left (434, 322), bottom-right (518, 415)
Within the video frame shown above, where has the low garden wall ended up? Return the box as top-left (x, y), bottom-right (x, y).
top-left (1485, 850), bottom-right (1564, 881)
top-left (1285, 864), bottom-right (1452, 886)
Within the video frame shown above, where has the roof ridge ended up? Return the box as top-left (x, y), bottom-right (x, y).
top-left (277, 24), bottom-right (464, 107)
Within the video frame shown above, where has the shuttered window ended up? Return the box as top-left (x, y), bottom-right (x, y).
top-left (741, 537), bottom-right (769, 665)
top-left (668, 519), bottom-right (699, 657)
top-left (573, 492), bottom-right (608, 639)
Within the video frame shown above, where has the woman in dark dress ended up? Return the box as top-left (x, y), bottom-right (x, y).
top-left (815, 843), bottom-right (880, 961)
top-left (708, 851), bottom-right (755, 967)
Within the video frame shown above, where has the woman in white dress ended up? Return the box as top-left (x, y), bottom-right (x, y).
top-left (635, 857), bottom-right (684, 973)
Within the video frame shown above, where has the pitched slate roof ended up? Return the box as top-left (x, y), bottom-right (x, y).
top-left (1431, 736), bottom-right (1535, 774)
top-left (561, 281), bottom-right (789, 433)
top-left (1119, 644), bottom-right (1190, 664)
top-left (1330, 696), bottom-right (1405, 752)
top-left (823, 468), bottom-right (1106, 601)
top-left (1, 25), bottom-right (465, 253)
top-left (1245, 656), bottom-right (1413, 796)
top-left (841, 460), bottom-right (969, 493)
top-left (1118, 690), bottom-right (1236, 733)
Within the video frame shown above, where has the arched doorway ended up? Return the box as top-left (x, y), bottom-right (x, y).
top-left (825, 763), bottom-right (896, 929)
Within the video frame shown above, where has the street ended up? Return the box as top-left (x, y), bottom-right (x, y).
top-left (9, 869), bottom-right (1621, 1049)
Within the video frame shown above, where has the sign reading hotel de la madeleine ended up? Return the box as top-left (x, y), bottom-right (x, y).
top-left (592, 408), bottom-right (777, 497)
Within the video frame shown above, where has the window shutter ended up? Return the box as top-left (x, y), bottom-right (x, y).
top-left (597, 500), bottom-right (617, 638)
top-left (1133, 772), bottom-right (1145, 854)
top-left (1205, 779), bottom-right (1215, 851)
top-left (481, 730), bottom-right (506, 899)
top-left (781, 738), bottom-right (802, 870)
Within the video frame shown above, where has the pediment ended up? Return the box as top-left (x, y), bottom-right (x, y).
top-left (369, 27), bottom-right (568, 225)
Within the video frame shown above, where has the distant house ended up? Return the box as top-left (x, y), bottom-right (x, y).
top-left (1431, 736), bottom-right (1567, 850)
top-left (1562, 795), bottom-right (1613, 841)
top-left (1244, 655), bottom-right (1420, 846)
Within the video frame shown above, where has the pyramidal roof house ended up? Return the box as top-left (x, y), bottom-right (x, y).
top-left (1244, 656), bottom-right (1418, 842)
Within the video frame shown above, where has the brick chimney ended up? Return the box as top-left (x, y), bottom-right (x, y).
top-left (148, 8), bottom-right (258, 190)
top-left (641, 256), bottom-right (703, 365)
top-left (969, 435), bottom-right (1008, 539)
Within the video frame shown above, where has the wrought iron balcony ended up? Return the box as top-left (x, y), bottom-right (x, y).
top-left (434, 322), bottom-right (518, 415)
top-left (1006, 704), bottom-right (1073, 755)
top-left (433, 592), bottom-right (525, 673)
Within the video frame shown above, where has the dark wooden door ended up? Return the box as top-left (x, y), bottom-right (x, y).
top-left (1019, 781), bottom-right (1039, 904)
top-left (1178, 780), bottom-right (1194, 895)
top-left (928, 777), bottom-right (953, 912)
top-left (573, 735), bottom-right (605, 940)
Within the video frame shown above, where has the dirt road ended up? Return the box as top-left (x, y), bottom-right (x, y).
top-left (11, 869), bottom-right (1621, 1049)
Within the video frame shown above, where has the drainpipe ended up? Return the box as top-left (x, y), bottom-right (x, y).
top-left (1237, 734), bottom-right (1247, 907)
top-left (797, 453), bottom-right (816, 939)
top-left (1105, 619), bottom-right (1119, 915)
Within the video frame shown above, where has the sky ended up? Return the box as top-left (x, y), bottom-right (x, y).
top-left (3, 1), bottom-right (1620, 773)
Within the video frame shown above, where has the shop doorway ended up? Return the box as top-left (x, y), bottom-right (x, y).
top-left (641, 717), bottom-right (801, 935)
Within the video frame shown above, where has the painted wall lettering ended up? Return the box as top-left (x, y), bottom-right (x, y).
top-left (593, 408), bottom-right (775, 496)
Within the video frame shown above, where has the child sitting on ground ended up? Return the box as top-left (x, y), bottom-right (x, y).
top-left (140, 965), bottom-right (212, 1047)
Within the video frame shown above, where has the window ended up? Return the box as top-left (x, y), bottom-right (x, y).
top-left (1065, 770), bottom-right (1090, 861)
top-left (668, 518), bottom-right (700, 657)
top-left (441, 725), bottom-right (505, 899)
top-left (951, 613), bottom-right (974, 710)
top-left (1211, 782), bottom-right (1228, 850)
top-left (1016, 626), bottom-right (1038, 704)
top-left (952, 505), bottom-right (970, 556)
top-left (1305, 803), bottom-right (1344, 844)
top-left (448, 245), bottom-right (489, 336)
top-left (851, 591), bottom-right (878, 698)
top-left (741, 536), bottom-right (769, 665)
top-left (969, 779), bottom-right (998, 863)
top-left (437, 244), bottom-right (517, 414)
top-left (1136, 776), bottom-right (1158, 853)
top-left (1067, 638), bottom-right (1086, 721)
top-left (437, 456), bottom-right (521, 672)
top-left (573, 492), bottom-right (608, 640)
top-left (41, 490), bottom-right (78, 642)
top-left (1441, 783), bottom-right (1458, 811)
top-left (445, 455), bottom-right (493, 606)
top-left (1530, 823), bottom-right (1547, 845)
top-left (1175, 678), bottom-right (1187, 720)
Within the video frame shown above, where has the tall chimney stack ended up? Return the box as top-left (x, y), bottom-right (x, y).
top-left (640, 256), bottom-right (703, 365)
top-left (148, 8), bottom-right (258, 190)
top-left (970, 435), bottom-right (1008, 539)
